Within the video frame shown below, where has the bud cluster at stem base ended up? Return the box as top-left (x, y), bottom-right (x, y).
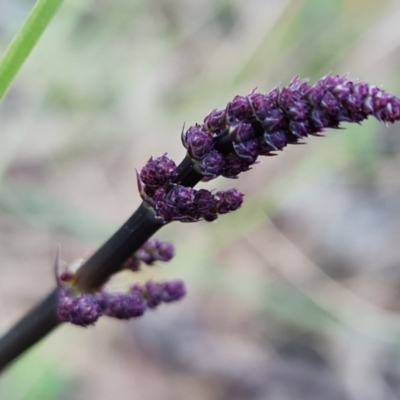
top-left (57, 279), bottom-right (186, 327)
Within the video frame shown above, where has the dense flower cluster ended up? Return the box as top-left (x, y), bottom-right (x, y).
top-left (139, 157), bottom-right (244, 222)
top-left (57, 279), bottom-right (186, 326)
top-left (154, 185), bottom-right (243, 222)
top-left (139, 74), bottom-right (400, 223)
top-left (131, 280), bottom-right (187, 308)
top-left (58, 74), bottom-right (400, 327)
top-left (139, 154), bottom-right (177, 197)
top-left (57, 238), bottom-right (185, 326)
top-left (57, 289), bottom-right (102, 327)
top-left (188, 74), bottom-right (400, 178)
top-left (125, 237), bottom-right (175, 271)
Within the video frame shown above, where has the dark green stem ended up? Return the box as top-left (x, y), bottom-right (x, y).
top-left (0, 152), bottom-right (207, 371)
top-left (0, 289), bottom-right (59, 371)
top-left (0, 203), bottom-right (164, 370)
top-left (0, 203), bottom-right (163, 371)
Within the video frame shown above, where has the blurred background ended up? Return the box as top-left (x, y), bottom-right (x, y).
top-left (1, 0), bottom-right (400, 399)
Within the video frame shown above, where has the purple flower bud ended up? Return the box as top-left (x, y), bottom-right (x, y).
top-left (153, 187), bottom-right (166, 202)
top-left (199, 150), bottom-right (225, 178)
top-left (287, 76), bottom-right (310, 96)
top-left (159, 280), bottom-right (187, 303)
top-left (144, 280), bottom-right (186, 308)
top-left (226, 95), bottom-right (253, 124)
top-left (204, 109), bottom-right (226, 133)
top-left (260, 131), bottom-right (288, 153)
top-left (194, 189), bottom-right (217, 215)
top-left (143, 281), bottom-right (163, 308)
top-left (320, 91), bottom-right (339, 115)
top-left (222, 153), bottom-right (252, 178)
top-left (57, 289), bottom-right (102, 327)
top-left (233, 139), bottom-right (260, 163)
top-left (311, 108), bottom-right (333, 129)
top-left (248, 92), bottom-right (274, 121)
top-left (169, 185), bottom-right (196, 209)
top-left (308, 84), bottom-right (325, 106)
top-left (287, 101), bottom-right (309, 122)
top-left (140, 155), bottom-right (177, 189)
top-left (138, 238), bottom-right (175, 265)
top-left (183, 124), bottom-right (214, 160)
top-left (155, 185), bottom-right (197, 222)
top-left (289, 121), bottom-right (309, 139)
top-left (100, 292), bottom-right (146, 319)
top-left (229, 122), bottom-right (255, 143)
top-left (215, 189), bottom-right (244, 214)
top-left (155, 185), bottom-right (220, 222)
top-left (261, 108), bottom-right (285, 131)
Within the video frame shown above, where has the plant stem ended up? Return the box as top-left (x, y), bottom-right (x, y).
top-left (0, 0), bottom-right (64, 102)
top-left (0, 204), bottom-right (160, 371)
top-left (0, 142), bottom-right (219, 371)
top-left (0, 289), bottom-right (59, 372)
top-left (0, 156), bottom-right (204, 371)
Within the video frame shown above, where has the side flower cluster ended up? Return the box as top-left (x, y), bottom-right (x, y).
top-left (139, 155), bottom-right (243, 222)
top-left (138, 75), bottom-right (400, 223)
top-left (57, 239), bottom-right (186, 326)
top-left (124, 237), bottom-right (175, 271)
top-left (57, 280), bottom-right (186, 327)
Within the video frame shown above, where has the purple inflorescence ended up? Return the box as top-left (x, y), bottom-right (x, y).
top-left (140, 280), bottom-right (186, 309)
top-left (140, 154), bottom-right (177, 195)
top-left (194, 189), bottom-right (216, 215)
top-left (100, 292), bottom-right (146, 319)
top-left (226, 95), bottom-right (253, 124)
top-left (182, 124), bottom-right (214, 160)
top-left (152, 185), bottom-right (245, 222)
top-left (155, 185), bottom-right (197, 222)
top-left (57, 75), bottom-right (400, 328)
top-left (125, 238), bottom-right (175, 272)
top-left (139, 74), bottom-right (400, 222)
top-left (138, 238), bottom-right (175, 265)
top-left (57, 279), bottom-right (187, 326)
top-left (199, 150), bottom-right (225, 178)
top-left (221, 152), bottom-right (252, 178)
top-left (57, 288), bottom-right (102, 327)
top-left (215, 189), bottom-right (244, 214)
top-left (138, 156), bottom-right (246, 222)
top-left (204, 109), bottom-right (226, 132)
top-left (185, 74), bottom-right (400, 176)
top-left (141, 281), bottom-right (163, 308)
top-left (159, 280), bottom-right (186, 302)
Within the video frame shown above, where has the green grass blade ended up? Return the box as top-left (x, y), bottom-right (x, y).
top-left (0, 0), bottom-right (64, 102)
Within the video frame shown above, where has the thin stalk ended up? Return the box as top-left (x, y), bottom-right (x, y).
top-left (0, 0), bottom-right (64, 102)
top-left (0, 204), bottom-right (161, 371)
top-left (0, 289), bottom-right (59, 372)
